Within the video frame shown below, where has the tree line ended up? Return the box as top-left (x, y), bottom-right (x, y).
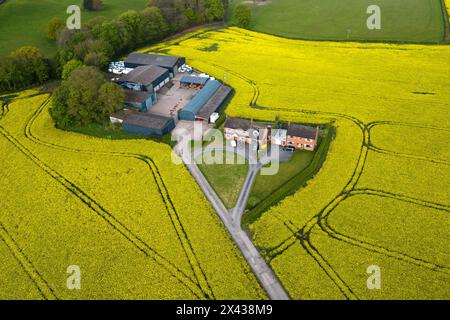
top-left (0, 0), bottom-right (251, 129)
top-left (0, 0), bottom-right (232, 93)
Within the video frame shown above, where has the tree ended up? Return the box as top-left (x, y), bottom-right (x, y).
top-left (0, 57), bottom-right (18, 92)
top-left (10, 46), bottom-right (50, 86)
top-left (119, 10), bottom-right (144, 45)
top-left (83, 51), bottom-right (108, 69)
top-left (62, 59), bottom-right (83, 80)
top-left (140, 7), bottom-right (169, 42)
top-left (206, 0), bottom-right (225, 21)
top-left (232, 4), bottom-right (251, 28)
top-left (51, 66), bottom-right (124, 128)
top-left (47, 17), bottom-right (65, 40)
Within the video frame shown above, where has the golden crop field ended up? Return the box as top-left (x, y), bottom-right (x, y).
top-left (0, 91), bottom-right (266, 299)
top-left (446, 0), bottom-right (450, 20)
top-left (142, 27), bottom-right (450, 299)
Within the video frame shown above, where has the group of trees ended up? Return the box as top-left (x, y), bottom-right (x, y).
top-left (53, 1), bottom-right (230, 74)
top-left (151, 0), bottom-right (228, 32)
top-left (51, 66), bottom-right (124, 128)
top-left (0, 46), bottom-right (52, 92)
top-left (0, 0), bottom-right (252, 129)
top-left (232, 4), bottom-right (251, 28)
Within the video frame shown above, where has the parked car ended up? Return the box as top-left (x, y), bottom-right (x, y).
top-left (283, 146), bottom-right (296, 152)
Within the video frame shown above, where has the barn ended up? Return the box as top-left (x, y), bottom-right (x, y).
top-left (178, 80), bottom-right (230, 122)
top-left (119, 65), bottom-right (170, 92)
top-left (123, 90), bottom-right (157, 113)
top-left (122, 113), bottom-right (175, 136)
top-left (180, 76), bottom-right (209, 87)
top-left (125, 53), bottom-right (186, 77)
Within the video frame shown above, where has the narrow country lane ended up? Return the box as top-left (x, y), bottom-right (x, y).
top-left (177, 144), bottom-right (290, 300)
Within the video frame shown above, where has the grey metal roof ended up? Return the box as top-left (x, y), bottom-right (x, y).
top-left (197, 85), bottom-right (232, 120)
top-left (124, 112), bottom-right (173, 130)
top-left (126, 53), bottom-right (182, 69)
top-left (179, 80), bottom-right (221, 119)
top-left (123, 90), bottom-right (150, 103)
top-left (281, 123), bottom-right (317, 140)
top-left (180, 76), bottom-right (209, 85)
top-left (224, 117), bottom-right (252, 131)
top-left (119, 65), bottom-right (168, 85)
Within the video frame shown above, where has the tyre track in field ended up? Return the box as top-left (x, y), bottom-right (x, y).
top-left (0, 101), bottom-right (58, 300)
top-left (367, 121), bottom-right (450, 166)
top-left (208, 62), bottom-right (450, 291)
top-left (263, 109), bottom-right (450, 275)
top-left (351, 188), bottom-right (450, 213)
top-left (284, 220), bottom-right (359, 300)
top-left (0, 124), bottom-right (208, 299)
top-left (24, 97), bottom-right (216, 300)
top-left (0, 205), bottom-right (58, 300)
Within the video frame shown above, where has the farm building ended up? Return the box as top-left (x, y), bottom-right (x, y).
top-left (280, 123), bottom-right (319, 151)
top-left (123, 90), bottom-right (157, 113)
top-left (224, 117), bottom-right (268, 147)
top-left (178, 80), bottom-right (232, 123)
top-left (122, 113), bottom-right (175, 136)
top-left (196, 85), bottom-right (232, 122)
top-left (119, 65), bottom-right (170, 92)
top-left (180, 76), bottom-right (209, 87)
top-left (110, 109), bottom-right (134, 124)
top-left (125, 53), bottom-right (186, 77)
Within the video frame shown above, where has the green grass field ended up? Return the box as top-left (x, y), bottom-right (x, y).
top-left (0, 0), bottom-right (147, 56)
top-left (233, 0), bottom-right (446, 43)
top-left (248, 149), bottom-right (314, 209)
top-left (198, 151), bottom-right (248, 209)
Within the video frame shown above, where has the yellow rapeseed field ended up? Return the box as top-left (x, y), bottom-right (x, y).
top-left (141, 27), bottom-right (450, 299)
top-left (0, 91), bottom-right (265, 299)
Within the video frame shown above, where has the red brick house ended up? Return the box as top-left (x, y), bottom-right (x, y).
top-left (281, 123), bottom-right (319, 151)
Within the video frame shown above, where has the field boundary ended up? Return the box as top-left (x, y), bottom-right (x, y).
top-left (242, 126), bottom-right (335, 227)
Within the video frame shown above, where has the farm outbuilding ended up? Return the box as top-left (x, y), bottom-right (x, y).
top-left (119, 65), bottom-right (170, 92)
top-left (196, 85), bottom-right (232, 123)
top-left (122, 113), bottom-right (175, 136)
top-left (123, 90), bottom-right (157, 113)
top-left (180, 76), bottom-right (209, 86)
top-left (125, 53), bottom-right (186, 77)
top-left (178, 80), bottom-right (223, 121)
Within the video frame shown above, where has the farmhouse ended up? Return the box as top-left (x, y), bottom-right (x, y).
top-left (281, 123), bottom-right (319, 151)
top-left (224, 117), bottom-right (268, 146)
top-left (225, 117), bottom-right (319, 151)
top-left (178, 80), bottom-right (232, 123)
top-left (125, 53), bottom-right (186, 77)
top-left (119, 65), bottom-right (170, 92)
top-left (123, 89), bottom-right (157, 113)
top-left (123, 112), bottom-right (175, 136)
